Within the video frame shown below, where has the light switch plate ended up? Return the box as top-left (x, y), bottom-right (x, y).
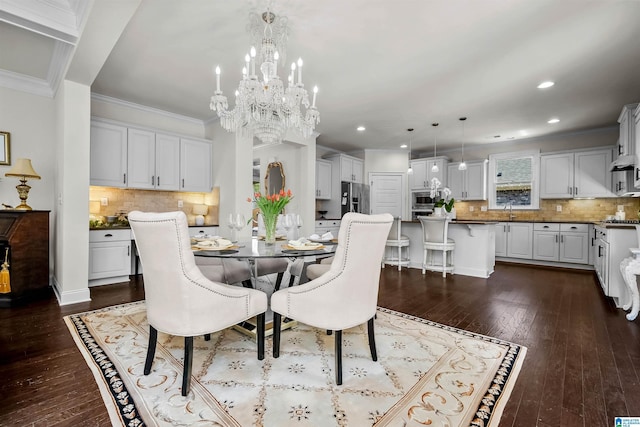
top-left (556, 205), bottom-right (562, 212)
top-left (178, 200), bottom-right (183, 208)
top-left (101, 197), bottom-right (108, 206)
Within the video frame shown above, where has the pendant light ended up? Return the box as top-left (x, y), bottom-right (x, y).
top-left (407, 128), bottom-right (414, 175)
top-left (458, 117), bottom-right (467, 171)
top-left (431, 123), bottom-right (439, 173)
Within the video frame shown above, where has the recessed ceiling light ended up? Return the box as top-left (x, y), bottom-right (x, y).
top-left (400, 144), bottom-right (407, 148)
top-left (547, 118), bottom-right (560, 124)
top-left (356, 126), bottom-right (366, 131)
top-left (519, 130), bottom-right (528, 136)
top-left (537, 81), bottom-right (555, 89)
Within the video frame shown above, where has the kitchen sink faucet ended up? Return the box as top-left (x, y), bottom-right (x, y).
top-left (504, 200), bottom-right (516, 221)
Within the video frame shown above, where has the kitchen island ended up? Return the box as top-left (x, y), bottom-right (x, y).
top-left (390, 220), bottom-right (497, 278)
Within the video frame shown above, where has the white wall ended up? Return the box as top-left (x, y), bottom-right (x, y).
top-left (0, 87), bottom-right (56, 211)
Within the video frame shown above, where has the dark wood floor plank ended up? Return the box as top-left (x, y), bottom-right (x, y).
top-left (1, 264), bottom-right (639, 427)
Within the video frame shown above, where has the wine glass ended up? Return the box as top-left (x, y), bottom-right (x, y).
top-left (282, 214), bottom-right (294, 240)
top-left (295, 214), bottom-right (303, 239)
top-left (234, 213), bottom-right (246, 240)
top-left (228, 213), bottom-right (238, 242)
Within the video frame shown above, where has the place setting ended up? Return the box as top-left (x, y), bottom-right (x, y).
top-left (191, 236), bottom-right (239, 254)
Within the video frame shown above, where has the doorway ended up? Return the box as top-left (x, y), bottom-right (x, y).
top-left (369, 172), bottom-right (404, 218)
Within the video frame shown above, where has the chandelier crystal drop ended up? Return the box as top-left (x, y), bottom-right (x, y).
top-left (210, 8), bottom-right (320, 145)
top-left (431, 123), bottom-right (439, 173)
top-left (458, 117), bottom-right (467, 171)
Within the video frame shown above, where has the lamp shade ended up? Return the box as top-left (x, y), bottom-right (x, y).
top-left (5, 158), bottom-right (41, 179)
top-left (192, 204), bottom-right (208, 216)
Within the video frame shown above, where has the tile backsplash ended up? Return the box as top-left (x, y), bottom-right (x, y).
top-left (89, 186), bottom-right (220, 226)
top-left (455, 197), bottom-right (640, 222)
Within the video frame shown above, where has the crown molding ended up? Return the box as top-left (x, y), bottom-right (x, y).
top-left (0, 68), bottom-right (53, 97)
top-left (91, 93), bottom-right (206, 126)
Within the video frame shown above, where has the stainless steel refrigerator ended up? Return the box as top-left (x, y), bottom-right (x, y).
top-left (341, 182), bottom-right (370, 216)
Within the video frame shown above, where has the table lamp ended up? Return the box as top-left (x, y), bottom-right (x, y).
top-left (193, 204), bottom-right (208, 226)
top-left (4, 158), bottom-right (41, 210)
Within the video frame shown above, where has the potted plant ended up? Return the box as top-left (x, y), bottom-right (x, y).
top-left (434, 187), bottom-right (455, 217)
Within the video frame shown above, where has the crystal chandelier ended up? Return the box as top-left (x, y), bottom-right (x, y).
top-left (210, 8), bottom-right (320, 145)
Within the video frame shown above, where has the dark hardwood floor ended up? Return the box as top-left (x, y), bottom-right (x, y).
top-left (1, 264), bottom-right (638, 426)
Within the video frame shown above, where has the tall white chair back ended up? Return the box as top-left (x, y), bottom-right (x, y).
top-left (418, 215), bottom-right (455, 277)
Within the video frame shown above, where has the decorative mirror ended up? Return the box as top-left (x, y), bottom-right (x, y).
top-left (265, 161), bottom-right (285, 195)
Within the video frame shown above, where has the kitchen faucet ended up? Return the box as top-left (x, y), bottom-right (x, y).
top-left (504, 200), bottom-right (515, 221)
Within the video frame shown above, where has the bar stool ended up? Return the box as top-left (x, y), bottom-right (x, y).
top-left (418, 216), bottom-right (455, 277)
top-left (382, 216), bottom-right (410, 271)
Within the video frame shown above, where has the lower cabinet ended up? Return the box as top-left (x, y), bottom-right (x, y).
top-left (315, 220), bottom-right (340, 237)
top-left (495, 222), bottom-right (533, 259)
top-left (89, 229), bottom-right (132, 286)
top-left (533, 223), bottom-right (589, 264)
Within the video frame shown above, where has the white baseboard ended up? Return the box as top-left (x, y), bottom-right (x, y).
top-left (52, 277), bottom-right (91, 306)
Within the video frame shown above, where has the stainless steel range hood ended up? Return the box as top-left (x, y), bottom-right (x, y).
top-left (610, 154), bottom-right (635, 171)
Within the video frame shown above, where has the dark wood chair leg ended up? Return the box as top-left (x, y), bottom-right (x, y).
top-left (144, 325), bottom-right (158, 375)
top-left (242, 279), bottom-right (253, 288)
top-left (182, 336), bottom-right (193, 397)
top-left (274, 272), bottom-right (285, 291)
top-left (273, 312), bottom-right (282, 358)
top-left (367, 317), bottom-right (378, 361)
top-left (335, 330), bottom-right (343, 385)
top-left (256, 313), bottom-right (265, 360)
top-left (204, 333), bottom-right (211, 341)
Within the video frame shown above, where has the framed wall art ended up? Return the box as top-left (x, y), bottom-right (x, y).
top-left (0, 132), bottom-right (10, 166)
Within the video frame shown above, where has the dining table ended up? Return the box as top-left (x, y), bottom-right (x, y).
top-left (193, 236), bottom-right (338, 338)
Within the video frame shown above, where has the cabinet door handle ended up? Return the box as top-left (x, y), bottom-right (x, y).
top-left (127, 246), bottom-right (130, 256)
top-left (560, 235), bottom-right (564, 243)
top-left (182, 179), bottom-right (185, 188)
top-left (151, 176), bottom-right (155, 185)
top-left (568, 186), bottom-right (572, 195)
top-left (637, 168), bottom-right (640, 181)
top-left (157, 176), bottom-right (160, 186)
top-left (104, 233), bottom-right (112, 238)
top-left (570, 226), bottom-right (577, 229)
top-left (574, 186), bottom-right (578, 195)
top-left (555, 234), bottom-right (558, 242)
top-left (123, 173), bottom-right (126, 184)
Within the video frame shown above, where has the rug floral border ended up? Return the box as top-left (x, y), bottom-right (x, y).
top-left (65, 301), bottom-right (525, 427)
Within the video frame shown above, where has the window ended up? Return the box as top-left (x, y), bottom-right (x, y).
top-left (488, 150), bottom-right (540, 210)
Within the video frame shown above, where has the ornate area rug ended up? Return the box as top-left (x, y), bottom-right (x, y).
top-left (64, 301), bottom-right (526, 427)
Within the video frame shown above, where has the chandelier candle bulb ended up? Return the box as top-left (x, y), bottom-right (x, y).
top-left (245, 54), bottom-right (250, 74)
top-left (312, 86), bottom-right (318, 108)
top-left (274, 51), bottom-right (279, 73)
top-left (250, 46), bottom-right (256, 75)
top-left (297, 58), bottom-right (303, 84)
top-left (215, 66), bottom-right (221, 92)
top-left (290, 62), bottom-right (296, 86)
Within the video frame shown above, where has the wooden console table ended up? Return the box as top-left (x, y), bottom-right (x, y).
top-left (0, 210), bottom-right (50, 307)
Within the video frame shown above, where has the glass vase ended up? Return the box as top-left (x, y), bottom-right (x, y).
top-left (263, 213), bottom-right (278, 245)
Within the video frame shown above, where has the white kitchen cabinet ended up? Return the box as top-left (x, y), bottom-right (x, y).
top-left (409, 157), bottom-right (448, 190)
top-left (316, 159), bottom-right (332, 199)
top-left (90, 121), bottom-right (128, 188)
top-left (634, 104), bottom-right (640, 187)
top-left (89, 229), bottom-right (132, 286)
top-left (328, 154), bottom-right (363, 183)
top-left (495, 222), bottom-right (533, 259)
top-left (533, 223), bottom-right (589, 264)
top-left (180, 137), bottom-right (212, 192)
top-left (594, 225), bottom-right (638, 308)
top-left (315, 220), bottom-right (340, 237)
top-left (126, 129), bottom-right (180, 191)
top-left (447, 160), bottom-right (487, 200)
top-left (540, 148), bottom-right (613, 198)
top-left (618, 103), bottom-right (638, 158)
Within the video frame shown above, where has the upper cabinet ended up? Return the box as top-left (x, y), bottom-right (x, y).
top-left (618, 103), bottom-right (638, 157)
top-left (180, 138), bottom-right (212, 192)
top-left (540, 148), bottom-right (613, 199)
top-left (327, 154), bottom-right (363, 184)
top-left (127, 129), bottom-right (180, 191)
top-left (447, 160), bottom-right (487, 200)
top-left (633, 104), bottom-right (640, 187)
top-left (90, 119), bottom-right (212, 193)
top-left (315, 159), bottom-right (332, 199)
top-left (409, 157), bottom-right (448, 190)
top-left (90, 121), bottom-right (128, 188)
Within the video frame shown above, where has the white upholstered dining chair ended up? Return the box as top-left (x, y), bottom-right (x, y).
top-left (270, 212), bottom-right (393, 385)
top-left (128, 211), bottom-right (268, 397)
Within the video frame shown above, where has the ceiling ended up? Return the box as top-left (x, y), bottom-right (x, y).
top-left (2, 0), bottom-right (640, 154)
